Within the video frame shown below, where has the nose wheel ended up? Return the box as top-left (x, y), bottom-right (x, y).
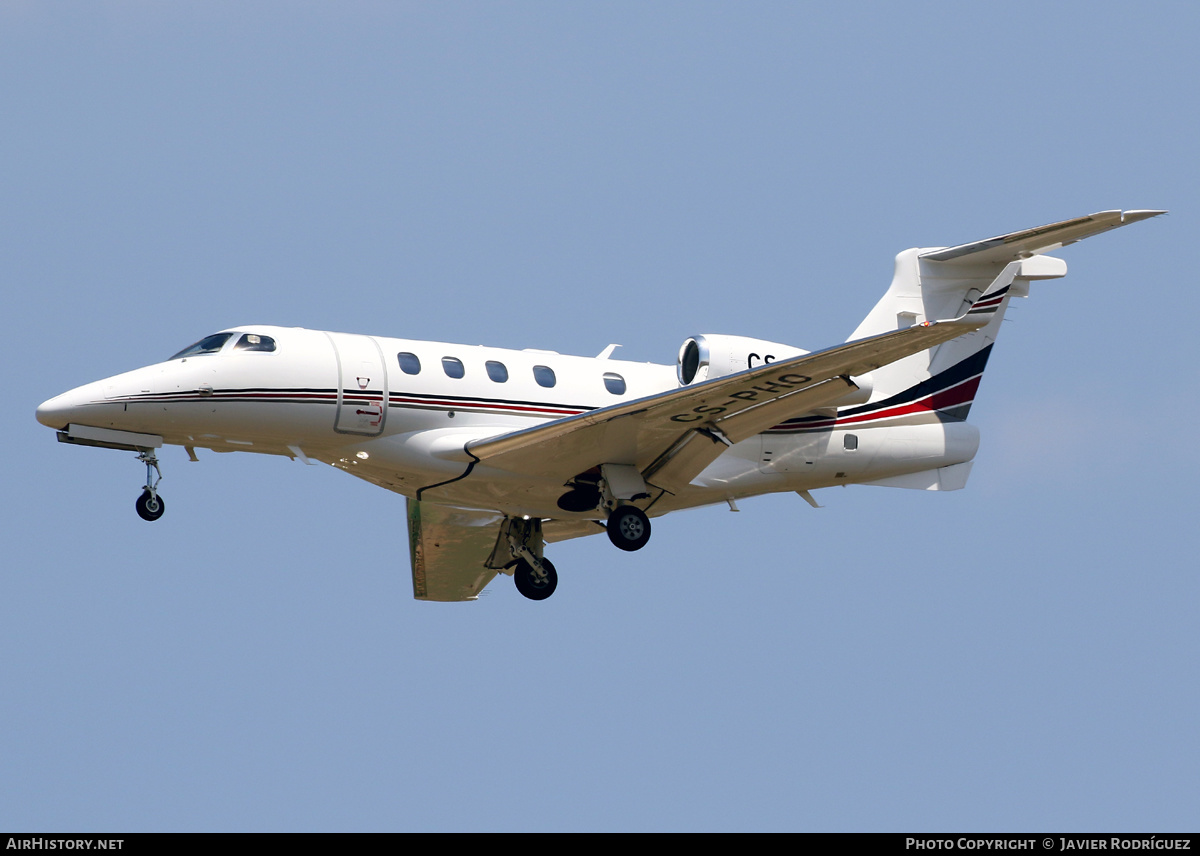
top-left (134, 449), bottom-right (165, 522)
top-left (136, 489), bottom-right (165, 521)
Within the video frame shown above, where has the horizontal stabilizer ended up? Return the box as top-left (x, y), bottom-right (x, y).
top-left (921, 209), bottom-right (1164, 265)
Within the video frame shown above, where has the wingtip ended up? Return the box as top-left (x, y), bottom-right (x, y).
top-left (1122, 209), bottom-right (1168, 222)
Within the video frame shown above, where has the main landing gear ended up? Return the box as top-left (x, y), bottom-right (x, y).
top-left (134, 449), bottom-right (165, 522)
top-left (514, 556), bottom-right (558, 601)
top-left (606, 504), bottom-right (651, 552)
top-left (502, 483), bottom-right (653, 601)
top-left (559, 466), bottom-right (654, 553)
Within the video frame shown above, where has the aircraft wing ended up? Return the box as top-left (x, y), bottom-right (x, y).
top-left (407, 498), bottom-right (504, 601)
top-left (466, 265), bottom-right (1022, 494)
top-left (920, 209), bottom-right (1165, 264)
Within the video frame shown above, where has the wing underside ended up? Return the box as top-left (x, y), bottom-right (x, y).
top-left (403, 209), bottom-right (1164, 601)
top-left (407, 499), bottom-right (504, 601)
top-left (464, 271), bottom-right (1019, 494)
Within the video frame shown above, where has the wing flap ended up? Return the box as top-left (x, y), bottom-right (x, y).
top-left (407, 499), bottom-right (504, 601)
top-left (642, 376), bottom-right (857, 490)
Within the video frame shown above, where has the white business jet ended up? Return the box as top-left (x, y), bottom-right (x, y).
top-left (37, 210), bottom-right (1162, 601)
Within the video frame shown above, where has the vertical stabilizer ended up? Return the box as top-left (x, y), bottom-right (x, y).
top-left (845, 210), bottom-right (1163, 421)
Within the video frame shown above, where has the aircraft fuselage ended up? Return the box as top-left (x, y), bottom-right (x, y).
top-left (36, 324), bottom-right (978, 521)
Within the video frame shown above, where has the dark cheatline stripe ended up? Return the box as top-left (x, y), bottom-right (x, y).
top-left (768, 344), bottom-right (995, 433)
top-left (388, 389), bottom-right (593, 410)
top-left (388, 390), bottom-right (590, 417)
top-left (978, 284), bottom-right (1010, 302)
top-left (840, 343), bottom-right (993, 417)
top-left (105, 387), bottom-right (341, 405)
top-left (102, 386), bottom-right (592, 419)
top-left (830, 375), bottom-right (981, 428)
top-left (966, 285), bottom-right (1011, 314)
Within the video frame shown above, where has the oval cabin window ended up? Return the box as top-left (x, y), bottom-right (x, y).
top-left (486, 361), bottom-right (509, 383)
top-left (397, 352), bottom-right (421, 375)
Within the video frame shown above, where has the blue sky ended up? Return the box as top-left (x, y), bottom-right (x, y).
top-left (2, 2), bottom-right (1197, 831)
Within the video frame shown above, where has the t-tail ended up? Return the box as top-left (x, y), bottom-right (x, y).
top-left (842, 210), bottom-right (1164, 430)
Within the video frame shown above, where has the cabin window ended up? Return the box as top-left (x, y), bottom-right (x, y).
top-left (442, 357), bottom-right (465, 379)
top-left (533, 365), bottom-right (556, 388)
top-left (603, 372), bottom-right (626, 395)
top-left (233, 333), bottom-right (276, 353)
top-left (844, 433), bottom-right (858, 451)
top-left (169, 333), bottom-right (233, 360)
top-left (486, 361), bottom-right (509, 383)
top-left (397, 352), bottom-right (421, 375)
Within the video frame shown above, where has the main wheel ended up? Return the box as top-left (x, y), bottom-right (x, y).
top-left (135, 490), bottom-right (165, 522)
top-left (607, 505), bottom-right (651, 552)
top-left (514, 557), bottom-right (558, 601)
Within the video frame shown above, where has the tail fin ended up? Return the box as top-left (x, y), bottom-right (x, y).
top-left (846, 210), bottom-right (1164, 422)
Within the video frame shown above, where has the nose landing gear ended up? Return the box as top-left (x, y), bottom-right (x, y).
top-left (134, 450), bottom-right (165, 522)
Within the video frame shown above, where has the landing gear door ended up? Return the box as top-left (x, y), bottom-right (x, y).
top-left (326, 332), bottom-right (388, 436)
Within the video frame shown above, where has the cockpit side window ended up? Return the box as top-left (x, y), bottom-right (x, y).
top-left (233, 333), bottom-right (276, 353)
top-left (169, 333), bottom-right (234, 360)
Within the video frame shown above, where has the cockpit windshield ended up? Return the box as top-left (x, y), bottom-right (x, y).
top-left (168, 332), bottom-right (277, 360)
top-left (169, 333), bottom-right (233, 360)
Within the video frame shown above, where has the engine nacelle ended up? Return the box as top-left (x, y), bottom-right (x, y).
top-left (676, 333), bottom-right (873, 406)
top-left (677, 334), bottom-right (809, 385)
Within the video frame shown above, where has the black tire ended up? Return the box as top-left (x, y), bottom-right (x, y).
top-left (607, 505), bottom-right (651, 552)
top-left (514, 557), bottom-right (558, 601)
top-left (135, 490), bottom-right (165, 522)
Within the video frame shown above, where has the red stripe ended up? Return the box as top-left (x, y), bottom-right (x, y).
top-left (835, 376), bottom-right (981, 425)
top-left (767, 374), bottom-right (983, 432)
top-left (389, 396), bottom-right (582, 416)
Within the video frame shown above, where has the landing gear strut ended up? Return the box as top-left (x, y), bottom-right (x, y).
top-left (134, 449), bottom-right (165, 522)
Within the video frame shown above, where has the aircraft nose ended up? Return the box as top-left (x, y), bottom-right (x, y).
top-left (36, 391), bottom-right (76, 429)
top-left (36, 384), bottom-right (97, 430)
